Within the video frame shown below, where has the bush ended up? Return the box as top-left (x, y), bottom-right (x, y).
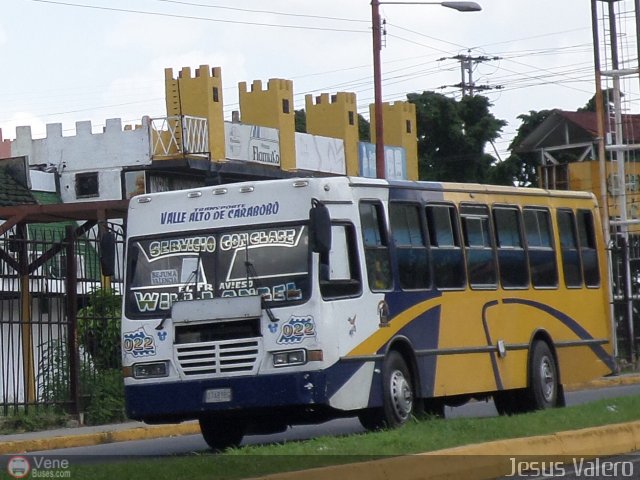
top-left (81, 368), bottom-right (126, 425)
top-left (77, 288), bottom-right (122, 371)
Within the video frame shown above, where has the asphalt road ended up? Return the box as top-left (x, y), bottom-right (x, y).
top-left (28, 383), bottom-right (640, 460)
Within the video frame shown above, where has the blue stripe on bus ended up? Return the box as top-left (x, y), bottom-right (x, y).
top-left (502, 298), bottom-right (616, 370)
top-left (380, 292), bottom-right (442, 398)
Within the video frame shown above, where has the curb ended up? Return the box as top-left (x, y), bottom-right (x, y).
top-left (0, 422), bottom-right (200, 455)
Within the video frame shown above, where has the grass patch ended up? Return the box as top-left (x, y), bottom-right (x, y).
top-left (72, 395), bottom-right (640, 480)
top-left (0, 409), bottom-right (69, 435)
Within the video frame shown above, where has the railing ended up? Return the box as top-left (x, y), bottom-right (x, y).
top-left (0, 223), bottom-right (125, 416)
top-left (150, 115), bottom-right (209, 159)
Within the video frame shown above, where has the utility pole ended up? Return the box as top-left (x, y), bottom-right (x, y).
top-left (439, 52), bottom-right (502, 96)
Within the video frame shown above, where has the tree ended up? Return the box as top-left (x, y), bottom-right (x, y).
top-left (579, 88), bottom-right (616, 113)
top-left (497, 110), bottom-right (553, 187)
top-left (407, 91), bottom-right (506, 183)
top-left (295, 109), bottom-right (306, 133)
top-left (358, 114), bottom-right (371, 142)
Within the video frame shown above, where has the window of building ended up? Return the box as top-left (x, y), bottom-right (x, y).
top-left (282, 98), bottom-right (290, 114)
top-left (461, 204), bottom-right (497, 289)
top-left (359, 201), bottom-right (392, 291)
top-left (390, 203), bottom-right (430, 290)
top-left (523, 208), bottom-right (558, 288)
top-left (426, 204), bottom-right (465, 289)
top-left (75, 172), bottom-right (99, 198)
top-left (494, 206), bottom-right (528, 288)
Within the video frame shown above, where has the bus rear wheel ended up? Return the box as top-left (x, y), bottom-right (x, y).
top-left (199, 416), bottom-right (246, 452)
top-left (359, 351), bottom-right (415, 430)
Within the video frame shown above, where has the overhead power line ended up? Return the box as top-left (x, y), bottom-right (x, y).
top-left (151, 0), bottom-right (370, 24)
top-left (30, 0), bottom-right (369, 33)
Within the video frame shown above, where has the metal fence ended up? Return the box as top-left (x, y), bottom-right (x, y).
top-left (0, 222), bottom-right (124, 416)
top-left (611, 233), bottom-right (640, 366)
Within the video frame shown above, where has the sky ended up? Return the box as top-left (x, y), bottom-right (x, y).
top-left (0, 0), bottom-right (636, 160)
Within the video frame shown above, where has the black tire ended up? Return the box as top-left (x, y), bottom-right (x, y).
top-left (358, 351), bottom-right (415, 430)
top-left (199, 416), bottom-right (246, 452)
top-left (525, 341), bottom-right (559, 410)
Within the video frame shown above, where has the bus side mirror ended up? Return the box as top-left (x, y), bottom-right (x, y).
top-left (100, 231), bottom-right (116, 277)
top-left (309, 200), bottom-right (331, 255)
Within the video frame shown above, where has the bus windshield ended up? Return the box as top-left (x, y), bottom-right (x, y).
top-left (125, 224), bottom-right (309, 318)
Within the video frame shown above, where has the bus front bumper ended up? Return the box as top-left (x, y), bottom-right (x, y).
top-left (125, 370), bottom-right (329, 421)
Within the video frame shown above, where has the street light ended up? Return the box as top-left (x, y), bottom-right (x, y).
top-left (371, 1), bottom-right (481, 179)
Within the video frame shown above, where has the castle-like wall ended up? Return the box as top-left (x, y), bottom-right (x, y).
top-left (0, 129), bottom-right (11, 158)
top-left (165, 65), bottom-right (225, 161)
top-left (239, 79), bottom-right (296, 171)
top-left (305, 92), bottom-right (358, 176)
top-left (369, 101), bottom-right (418, 180)
top-left (11, 118), bottom-right (151, 171)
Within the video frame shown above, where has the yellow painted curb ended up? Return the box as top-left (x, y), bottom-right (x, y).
top-left (0, 422), bottom-right (200, 455)
top-left (565, 373), bottom-right (640, 392)
top-left (252, 421), bottom-right (640, 480)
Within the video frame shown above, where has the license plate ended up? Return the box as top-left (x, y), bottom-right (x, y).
top-left (204, 388), bottom-right (232, 403)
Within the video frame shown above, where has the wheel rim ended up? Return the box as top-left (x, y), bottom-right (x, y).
top-left (539, 355), bottom-right (555, 402)
top-left (390, 369), bottom-right (413, 421)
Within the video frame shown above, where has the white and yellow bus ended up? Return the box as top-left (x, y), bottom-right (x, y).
top-left (121, 176), bottom-right (614, 450)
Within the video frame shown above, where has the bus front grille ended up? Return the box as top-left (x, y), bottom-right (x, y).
top-left (175, 338), bottom-right (262, 377)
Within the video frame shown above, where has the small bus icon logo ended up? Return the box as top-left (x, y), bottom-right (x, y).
top-left (7, 456), bottom-right (31, 479)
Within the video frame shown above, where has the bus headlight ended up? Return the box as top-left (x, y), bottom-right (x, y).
top-left (133, 361), bottom-right (169, 379)
top-left (273, 349), bottom-right (307, 367)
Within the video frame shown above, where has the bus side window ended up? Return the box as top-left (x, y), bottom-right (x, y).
top-left (390, 203), bottom-right (431, 290)
top-left (359, 201), bottom-right (392, 291)
top-left (494, 206), bottom-right (529, 289)
top-left (557, 209), bottom-right (583, 288)
top-left (577, 209), bottom-right (600, 287)
top-left (426, 204), bottom-right (465, 289)
top-left (460, 204), bottom-right (497, 289)
top-left (523, 208), bottom-right (558, 288)
top-left (320, 224), bottom-right (361, 299)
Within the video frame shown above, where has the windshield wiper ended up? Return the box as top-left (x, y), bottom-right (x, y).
top-left (244, 258), bottom-right (279, 323)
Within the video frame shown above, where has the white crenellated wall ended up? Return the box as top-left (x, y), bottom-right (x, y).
top-left (11, 118), bottom-right (151, 172)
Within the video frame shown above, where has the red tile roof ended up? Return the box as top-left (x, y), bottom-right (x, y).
top-left (558, 110), bottom-right (640, 143)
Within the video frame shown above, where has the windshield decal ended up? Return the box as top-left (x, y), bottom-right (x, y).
top-left (151, 269), bottom-right (179, 285)
top-left (149, 236), bottom-right (216, 259)
top-left (126, 225), bottom-right (309, 318)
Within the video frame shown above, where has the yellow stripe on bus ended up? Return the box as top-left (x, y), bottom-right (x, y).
top-left (346, 297), bottom-right (442, 357)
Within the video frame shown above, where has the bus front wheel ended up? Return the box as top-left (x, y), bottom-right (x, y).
top-left (525, 340), bottom-right (559, 410)
top-left (199, 416), bottom-right (246, 452)
top-left (359, 351), bottom-right (415, 430)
